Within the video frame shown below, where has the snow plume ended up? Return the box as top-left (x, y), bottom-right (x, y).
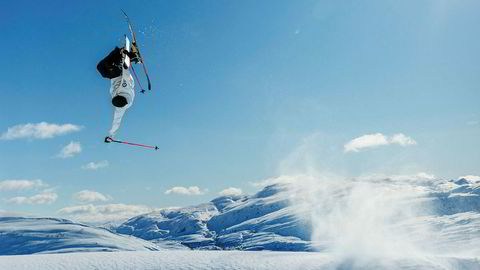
top-left (356, 172), bottom-right (436, 183)
top-left (0, 179), bottom-right (46, 191)
top-left (58, 203), bottom-right (154, 223)
top-left (0, 122), bottom-right (82, 140)
top-left (270, 173), bottom-right (436, 266)
top-left (82, 160), bottom-right (109, 170)
top-left (165, 186), bottom-right (207, 195)
top-left (73, 190), bottom-right (111, 203)
top-left (344, 133), bottom-right (416, 152)
top-left (269, 135), bottom-right (446, 267)
top-left (6, 192), bottom-right (57, 205)
top-left (57, 141), bottom-right (82, 158)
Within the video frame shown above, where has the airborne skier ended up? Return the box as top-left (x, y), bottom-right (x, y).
top-left (97, 41), bottom-right (139, 139)
top-left (97, 11), bottom-right (157, 150)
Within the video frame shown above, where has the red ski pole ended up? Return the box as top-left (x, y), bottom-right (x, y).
top-left (105, 137), bottom-right (158, 150)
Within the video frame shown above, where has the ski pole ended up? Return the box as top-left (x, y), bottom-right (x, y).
top-left (105, 137), bottom-right (158, 150)
top-left (131, 65), bottom-right (146, 93)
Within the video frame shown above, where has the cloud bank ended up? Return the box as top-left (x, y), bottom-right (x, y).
top-left (165, 186), bottom-right (207, 195)
top-left (58, 203), bottom-right (154, 223)
top-left (6, 192), bottom-right (58, 205)
top-left (344, 133), bottom-right (416, 152)
top-left (0, 122), bottom-right (82, 140)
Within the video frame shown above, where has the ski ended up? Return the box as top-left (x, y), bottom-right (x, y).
top-left (121, 9), bottom-right (152, 91)
top-left (123, 35), bottom-right (131, 69)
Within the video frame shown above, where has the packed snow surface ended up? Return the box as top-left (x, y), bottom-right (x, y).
top-left (0, 250), bottom-right (479, 270)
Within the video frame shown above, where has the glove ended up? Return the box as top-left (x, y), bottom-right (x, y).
top-left (120, 47), bottom-right (140, 64)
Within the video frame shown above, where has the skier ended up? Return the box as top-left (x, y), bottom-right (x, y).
top-left (97, 44), bottom-right (139, 142)
top-left (96, 10), bottom-right (156, 150)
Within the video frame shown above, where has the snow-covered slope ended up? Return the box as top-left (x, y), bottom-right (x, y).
top-left (0, 217), bottom-right (159, 255)
top-left (117, 203), bottom-right (218, 249)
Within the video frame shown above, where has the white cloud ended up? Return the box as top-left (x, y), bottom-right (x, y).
top-left (81, 160), bottom-right (109, 170)
top-left (57, 141), bottom-right (82, 158)
top-left (344, 133), bottom-right (416, 152)
top-left (57, 203), bottom-right (153, 223)
top-left (389, 133), bottom-right (417, 146)
top-left (73, 190), bottom-right (111, 203)
top-left (344, 133), bottom-right (389, 152)
top-left (218, 187), bottom-right (243, 196)
top-left (0, 179), bottom-right (46, 191)
top-left (458, 175), bottom-right (480, 183)
top-left (165, 186), bottom-right (207, 195)
top-left (0, 122), bottom-right (82, 140)
top-left (7, 192), bottom-right (57, 205)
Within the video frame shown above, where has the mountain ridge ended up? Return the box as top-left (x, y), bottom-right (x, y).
top-left (1, 177), bottom-right (479, 255)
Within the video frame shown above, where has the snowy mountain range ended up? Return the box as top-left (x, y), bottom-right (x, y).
top-left (117, 184), bottom-right (313, 251)
top-left (1, 176), bottom-right (479, 257)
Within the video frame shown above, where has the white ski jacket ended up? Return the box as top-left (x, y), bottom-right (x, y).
top-left (109, 67), bottom-right (135, 136)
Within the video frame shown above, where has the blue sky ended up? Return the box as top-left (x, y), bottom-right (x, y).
top-left (1, 0), bottom-right (479, 221)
